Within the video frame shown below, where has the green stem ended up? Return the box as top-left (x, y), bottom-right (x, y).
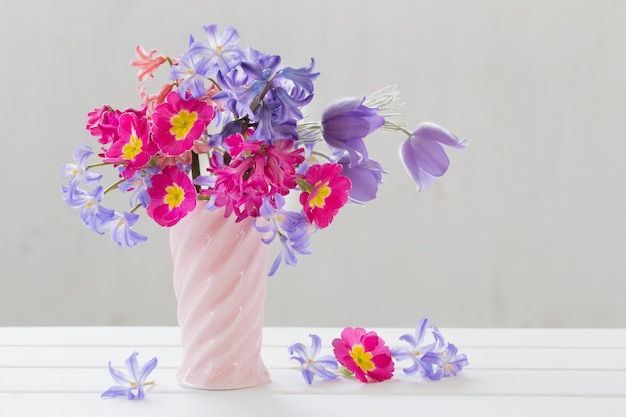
top-left (103, 179), bottom-right (125, 195)
top-left (87, 162), bottom-right (116, 169)
top-left (296, 178), bottom-right (313, 193)
top-left (207, 77), bottom-right (222, 91)
top-left (399, 126), bottom-right (413, 136)
top-left (311, 150), bottom-right (333, 162)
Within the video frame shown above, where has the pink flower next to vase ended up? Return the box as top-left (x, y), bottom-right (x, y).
top-left (332, 327), bottom-right (394, 383)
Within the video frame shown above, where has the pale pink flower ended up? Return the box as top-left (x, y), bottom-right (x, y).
top-left (131, 45), bottom-right (167, 82)
top-left (138, 83), bottom-right (175, 118)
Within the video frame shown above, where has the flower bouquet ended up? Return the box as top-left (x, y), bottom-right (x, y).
top-left (61, 23), bottom-right (467, 389)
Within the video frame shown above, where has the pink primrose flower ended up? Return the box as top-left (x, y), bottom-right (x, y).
top-left (151, 91), bottom-right (215, 156)
top-left (299, 163), bottom-right (351, 229)
top-left (131, 45), bottom-right (168, 82)
top-left (104, 112), bottom-right (158, 179)
top-left (332, 327), bottom-right (394, 383)
top-left (146, 165), bottom-right (197, 227)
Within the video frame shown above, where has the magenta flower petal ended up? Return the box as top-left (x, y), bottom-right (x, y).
top-left (146, 165), bottom-right (197, 227)
top-left (152, 91), bottom-right (215, 156)
top-left (332, 327), bottom-right (394, 383)
top-left (299, 163), bottom-right (351, 229)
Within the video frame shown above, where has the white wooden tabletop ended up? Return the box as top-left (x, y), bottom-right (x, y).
top-left (1, 327), bottom-right (625, 416)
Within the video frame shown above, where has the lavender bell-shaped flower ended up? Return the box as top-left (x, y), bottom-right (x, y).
top-left (337, 154), bottom-right (386, 203)
top-left (321, 97), bottom-right (385, 166)
top-left (399, 122), bottom-right (468, 191)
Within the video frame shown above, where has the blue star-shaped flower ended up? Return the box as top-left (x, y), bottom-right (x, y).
top-left (288, 334), bottom-right (338, 385)
top-left (101, 352), bottom-right (158, 400)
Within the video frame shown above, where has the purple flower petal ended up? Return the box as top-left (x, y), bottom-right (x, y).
top-left (399, 123), bottom-right (467, 191)
top-left (321, 97), bottom-right (385, 166)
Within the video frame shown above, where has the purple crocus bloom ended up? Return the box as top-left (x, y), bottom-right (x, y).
top-left (399, 122), bottom-right (468, 191)
top-left (321, 97), bottom-right (385, 167)
top-left (101, 352), bottom-right (158, 400)
top-left (109, 212), bottom-right (148, 247)
top-left (289, 334), bottom-right (338, 384)
top-left (337, 154), bottom-right (386, 203)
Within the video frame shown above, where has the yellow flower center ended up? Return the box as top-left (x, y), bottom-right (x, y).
top-left (349, 344), bottom-right (374, 372)
top-left (170, 110), bottom-right (198, 140)
top-left (122, 133), bottom-right (143, 160)
top-left (164, 184), bottom-right (185, 210)
top-left (309, 182), bottom-right (331, 208)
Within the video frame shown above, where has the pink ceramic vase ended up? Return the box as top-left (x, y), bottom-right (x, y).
top-left (170, 204), bottom-right (270, 389)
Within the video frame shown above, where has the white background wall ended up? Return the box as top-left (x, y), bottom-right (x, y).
top-left (1, 0), bottom-right (625, 328)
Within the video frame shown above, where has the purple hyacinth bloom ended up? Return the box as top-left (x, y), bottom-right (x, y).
top-left (241, 54), bottom-right (282, 82)
top-left (279, 58), bottom-right (318, 95)
top-left (321, 97), bottom-right (385, 167)
top-left (288, 334), bottom-right (338, 384)
top-left (337, 154), bottom-right (386, 203)
top-left (109, 212), bottom-right (148, 247)
top-left (399, 122), bottom-right (468, 191)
